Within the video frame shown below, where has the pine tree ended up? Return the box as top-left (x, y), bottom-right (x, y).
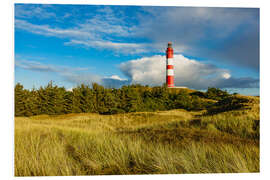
top-left (100, 89), bottom-right (120, 114)
top-left (63, 90), bottom-right (73, 114)
top-left (27, 89), bottom-right (39, 116)
top-left (92, 83), bottom-right (105, 113)
top-left (36, 86), bottom-right (49, 114)
top-left (72, 87), bottom-right (82, 113)
top-left (79, 84), bottom-right (95, 113)
top-left (14, 83), bottom-right (27, 116)
top-left (122, 86), bottom-right (143, 112)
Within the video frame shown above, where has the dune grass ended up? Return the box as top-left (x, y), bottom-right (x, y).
top-left (14, 97), bottom-right (259, 176)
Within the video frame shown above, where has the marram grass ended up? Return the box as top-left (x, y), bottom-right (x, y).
top-left (15, 103), bottom-right (259, 176)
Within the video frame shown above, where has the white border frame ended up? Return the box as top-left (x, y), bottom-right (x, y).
top-left (2, 0), bottom-right (269, 180)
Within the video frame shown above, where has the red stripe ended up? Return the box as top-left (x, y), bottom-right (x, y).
top-left (166, 75), bottom-right (174, 87)
top-left (166, 48), bottom-right (174, 58)
top-left (167, 65), bottom-right (174, 69)
top-left (167, 53), bottom-right (173, 58)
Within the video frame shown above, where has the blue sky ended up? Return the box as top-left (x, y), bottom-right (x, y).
top-left (14, 4), bottom-right (259, 95)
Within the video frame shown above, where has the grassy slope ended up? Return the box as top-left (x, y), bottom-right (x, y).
top-left (15, 95), bottom-right (260, 176)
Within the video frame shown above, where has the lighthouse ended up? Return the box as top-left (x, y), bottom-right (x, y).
top-left (166, 42), bottom-right (174, 88)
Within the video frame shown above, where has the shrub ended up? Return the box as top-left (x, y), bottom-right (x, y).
top-left (205, 87), bottom-right (229, 100)
top-left (207, 96), bottom-right (249, 115)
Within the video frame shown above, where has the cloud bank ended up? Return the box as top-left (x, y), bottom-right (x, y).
top-left (136, 7), bottom-right (259, 70)
top-left (15, 55), bottom-right (259, 90)
top-left (120, 55), bottom-right (259, 89)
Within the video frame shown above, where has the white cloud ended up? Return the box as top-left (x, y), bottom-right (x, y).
top-left (222, 72), bottom-right (231, 79)
top-left (14, 6), bottom-right (147, 54)
top-left (106, 75), bottom-right (127, 81)
top-left (102, 75), bottom-right (130, 88)
top-left (15, 59), bottom-right (101, 86)
top-left (65, 40), bottom-right (149, 54)
top-left (15, 16), bottom-right (147, 54)
top-left (15, 19), bottom-right (93, 39)
top-left (119, 55), bottom-right (258, 89)
top-left (15, 4), bottom-right (56, 19)
top-left (15, 59), bottom-right (128, 88)
top-left (15, 56), bottom-right (258, 90)
top-left (15, 60), bottom-right (88, 73)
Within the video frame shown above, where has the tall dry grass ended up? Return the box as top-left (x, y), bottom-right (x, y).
top-left (15, 99), bottom-right (259, 176)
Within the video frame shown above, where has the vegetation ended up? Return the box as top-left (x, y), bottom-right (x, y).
top-left (206, 95), bottom-right (250, 115)
top-left (14, 83), bottom-right (260, 176)
top-left (15, 82), bottom-right (234, 117)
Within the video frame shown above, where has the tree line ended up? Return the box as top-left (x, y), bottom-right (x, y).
top-left (15, 82), bottom-right (234, 117)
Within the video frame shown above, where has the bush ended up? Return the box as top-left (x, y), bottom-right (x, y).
top-left (205, 87), bottom-right (229, 100)
top-left (207, 96), bottom-right (249, 115)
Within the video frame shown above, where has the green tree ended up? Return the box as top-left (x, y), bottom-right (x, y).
top-left (63, 90), bottom-right (73, 114)
top-left (14, 83), bottom-right (27, 116)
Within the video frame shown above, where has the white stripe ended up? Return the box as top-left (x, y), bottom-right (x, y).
top-left (167, 58), bottom-right (173, 65)
top-left (167, 69), bottom-right (174, 76)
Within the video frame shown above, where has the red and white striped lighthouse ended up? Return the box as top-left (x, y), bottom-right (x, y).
top-left (166, 42), bottom-right (174, 88)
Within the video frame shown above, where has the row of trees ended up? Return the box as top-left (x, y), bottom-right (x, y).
top-left (15, 82), bottom-right (230, 117)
